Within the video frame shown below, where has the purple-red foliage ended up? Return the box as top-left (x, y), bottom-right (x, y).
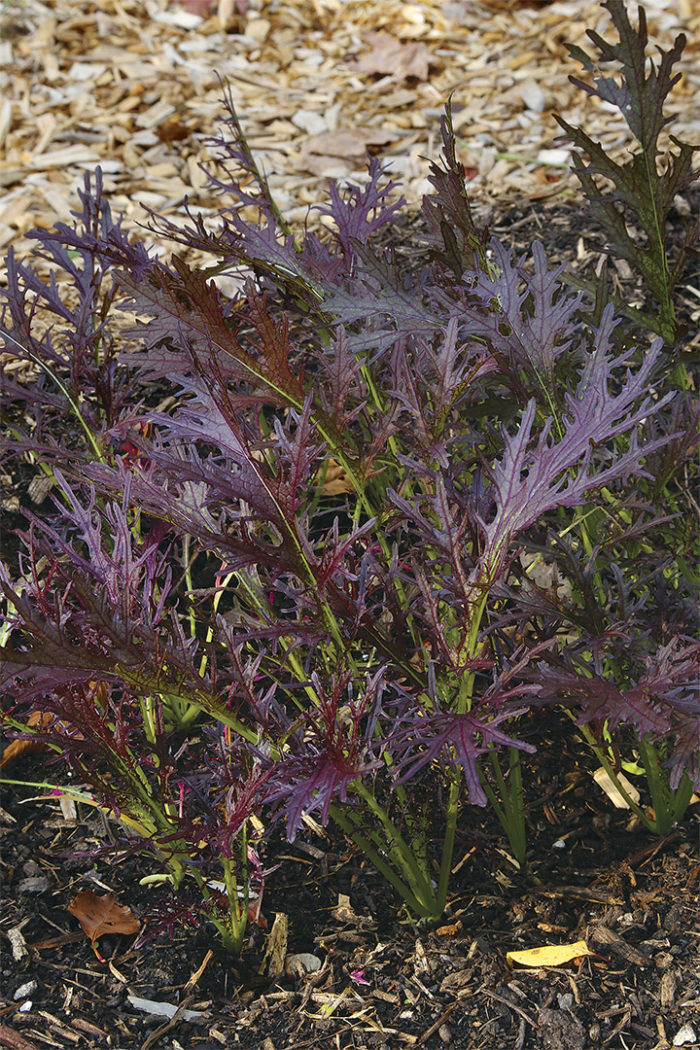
top-left (2, 56), bottom-right (698, 943)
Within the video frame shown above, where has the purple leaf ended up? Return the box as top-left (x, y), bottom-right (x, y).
top-left (392, 706), bottom-right (535, 806)
top-left (533, 637), bottom-right (700, 788)
top-left (478, 306), bottom-right (675, 580)
top-left (266, 670), bottom-right (385, 839)
top-left (314, 158), bottom-right (405, 261)
top-left (465, 239), bottom-right (583, 384)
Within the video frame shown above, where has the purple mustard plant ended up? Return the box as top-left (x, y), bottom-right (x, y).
top-left (2, 4), bottom-right (698, 949)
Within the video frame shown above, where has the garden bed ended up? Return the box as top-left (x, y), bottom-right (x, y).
top-left (1, 182), bottom-right (698, 1050)
top-left (1, 3), bottom-right (699, 1049)
top-left (1, 716), bottom-right (699, 1050)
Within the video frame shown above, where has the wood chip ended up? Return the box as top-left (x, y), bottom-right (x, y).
top-left (589, 925), bottom-right (651, 967)
top-left (0, 1025), bottom-right (41, 1050)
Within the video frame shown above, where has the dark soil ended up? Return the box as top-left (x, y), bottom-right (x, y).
top-left (1, 190), bottom-right (699, 1050)
top-left (1, 709), bottom-right (698, 1050)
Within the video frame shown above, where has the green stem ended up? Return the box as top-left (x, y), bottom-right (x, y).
top-left (217, 832), bottom-right (249, 955)
top-left (571, 716), bottom-right (660, 833)
top-left (641, 148), bottom-right (675, 345)
top-left (329, 803), bottom-right (434, 917)
top-left (349, 781), bottom-right (436, 908)
top-left (435, 768), bottom-right (462, 912)
top-left (479, 748), bottom-right (529, 871)
top-left (637, 736), bottom-right (694, 833)
top-left (110, 666), bottom-right (259, 743)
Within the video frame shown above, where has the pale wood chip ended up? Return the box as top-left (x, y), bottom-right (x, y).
top-left (0, 0), bottom-right (695, 274)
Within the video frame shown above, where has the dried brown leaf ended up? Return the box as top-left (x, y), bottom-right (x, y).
top-left (299, 128), bottom-right (396, 177)
top-left (356, 32), bottom-right (433, 81)
top-left (68, 891), bottom-right (141, 947)
top-left (317, 458), bottom-right (355, 496)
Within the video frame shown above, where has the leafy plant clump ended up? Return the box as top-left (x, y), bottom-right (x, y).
top-left (555, 1), bottom-right (699, 354)
top-left (1, 3), bottom-right (698, 954)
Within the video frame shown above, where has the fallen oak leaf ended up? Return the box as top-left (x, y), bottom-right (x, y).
top-left (68, 891), bottom-right (140, 958)
top-left (356, 31), bottom-right (433, 81)
top-left (299, 127), bottom-right (397, 178)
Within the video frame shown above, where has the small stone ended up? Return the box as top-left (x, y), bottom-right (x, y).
top-left (14, 980), bottom-right (38, 1001)
top-left (672, 1024), bottom-right (697, 1046)
top-left (536, 148), bottom-right (570, 167)
top-left (438, 1023), bottom-right (452, 1043)
top-left (284, 953), bottom-right (322, 978)
top-left (17, 876), bottom-right (49, 894)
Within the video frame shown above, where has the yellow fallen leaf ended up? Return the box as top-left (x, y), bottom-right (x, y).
top-left (507, 940), bottom-right (594, 967)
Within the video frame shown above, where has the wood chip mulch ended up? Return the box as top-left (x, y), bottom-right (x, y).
top-left (1, 0), bottom-right (698, 260)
